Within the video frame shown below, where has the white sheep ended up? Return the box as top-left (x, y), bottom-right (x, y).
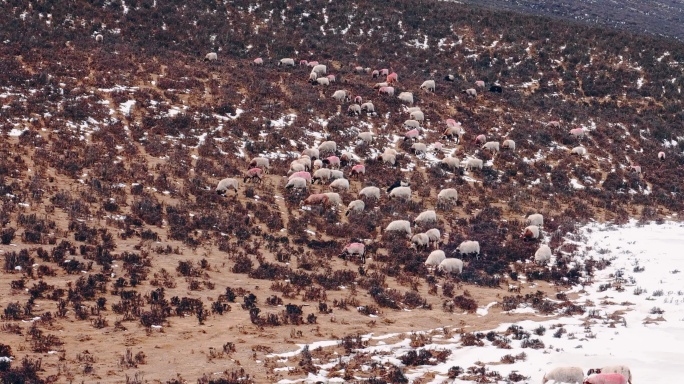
top-left (378, 152), bottom-right (396, 165)
top-left (358, 132), bottom-right (374, 144)
top-left (425, 250), bottom-right (446, 267)
top-left (465, 158), bottom-right (484, 171)
top-left (441, 157), bottom-right (460, 171)
top-left (95, 34), bottom-right (103, 42)
top-left (332, 90), bottom-right (350, 102)
top-left (323, 192), bottom-right (342, 206)
top-left (534, 244), bottom-right (552, 265)
top-left (420, 80), bottom-right (436, 92)
top-left (542, 366), bottom-right (585, 384)
top-left (414, 210), bottom-right (437, 226)
top-left (340, 243), bottom-right (366, 263)
top-left (309, 71), bottom-right (318, 82)
top-left (398, 92), bottom-right (414, 104)
top-left (587, 366), bottom-right (632, 384)
top-left (312, 64), bottom-right (327, 75)
top-left (482, 141), bottom-right (500, 152)
top-left (384, 220), bottom-right (412, 236)
top-left (425, 228), bottom-right (441, 247)
top-left (571, 146), bottom-right (587, 156)
top-left (526, 213), bottom-right (544, 226)
top-left (411, 233), bottom-right (430, 250)
top-left (457, 240), bottom-right (480, 255)
top-left (389, 186), bottom-right (412, 200)
top-left (216, 178), bottom-right (238, 196)
top-left (502, 139), bottom-right (516, 151)
top-left (250, 157), bottom-right (270, 171)
top-left (361, 102), bottom-right (375, 113)
top-left (329, 170), bottom-right (344, 180)
top-left (521, 225), bottom-right (540, 240)
top-left (318, 140), bottom-right (337, 155)
top-left (316, 77), bottom-right (330, 86)
top-left (403, 119), bottom-right (421, 130)
top-left (346, 199), bottom-right (365, 216)
top-left (285, 177), bottom-right (308, 190)
top-left (406, 106), bottom-right (422, 113)
top-left (205, 52), bottom-right (218, 61)
top-left (411, 143), bottom-right (427, 156)
top-left (348, 104), bottom-right (361, 115)
top-left (279, 58), bottom-right (295, 66)
top-left (410, 110), bottom-right (424, 121)
top-left (302, 148), bottom-right (319, 160)
top-left (312, 168), bottom-right (331, 184)
top-left (359, 186), bottom-right (380, 200)
top-left (330, 178), bottom-right (350, 192)
top-left (438, 258), bottom-right (464, 273)
top-left (437, 188), bottom-right (458, 209)
top-left (288, 160), bottom-right (306, 174)
top-left (464, 88), bottom-right (477, 98)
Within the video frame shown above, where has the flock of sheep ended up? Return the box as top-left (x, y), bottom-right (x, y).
top-left (543, 365), bottom-right (632, 384)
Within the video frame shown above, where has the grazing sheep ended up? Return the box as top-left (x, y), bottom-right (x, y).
top-left (437, 188), bottom-right (458, 208)
top-left (404, 129), bottom-right (420, 141)
top-left (389, 186), bottom-right (412, 200)
top-left (583, 373), bottom-right (627, 384)
top-left (411, 143), bottom-right (427, 155)
top-left (482, 141), bottom-right (500, 152)
top-left (288, 171), bottom-right (312, 183)
top-left (330, 178), bottom-right (350, 192)
top-left (420, 80), bottom-right (436, 92)
top-left (548, 120), bottom-right (561, 127)
top-left (312, 64), bottom-right (327, 75)
top-left (658, 151), bottom-right (665, 161)
top-left (406, 106), bottom-right (422, 113)
top-left (358, 186), bottom-right (380, 201)
top-left (302, 148), bottom-right (319, 160)
top-left (288, 161), bottom-right (306, 174)
top-left (526, 213), bottom-right (544, 226)
top-left (386, 180), bottom-right (409, 193)
top-left (431, 142), bottom-right (443, 152)
top-left (353, 95), bottom-right (363, 104)
top-left (410, 110), bottom-right (424, 121)
top-left (253, 57), bottom-right (264, 65)
top-left (358, 132), bottom-right (374, 144)
top-left (279, 58), bottom-right (295, 66)
top-left (474, 134), bottom-right (487, 144)
top-left (465, 158), bottom-right (484, 171)
top-left (587, 366), bottom-right (632, 384)
top-left (502, 139), bottom-right (516, 151)
top-left (348, 104), bottom-right (362, 115)
top-left (521, 225), bottom-right (540, 240)
top-left (446, 118), bottom-right (459, 128)
top-left (205, 52), bottom-right (218, 61)
top-left (378, 86), bottom-right (395, 96)
top-left (438, 258), bottom-right (464, 273)
top-left (95, 34), bottom-right (103, 42)
top-left (346, 199), bottom-right (365, 216)
top-left (307, 61), bottom-right (319, 67)
top-left (303, 193), bottom-right (329, 206)
top-left (323, 192), bottom-right (342, 206)
top-left (296, 156), bottom-right (311, 170)
top-left (542, 366), bottom-right (585, 384)
top-left (398, 92), bottom-right (414, 104)
top-left (316, 77), bottom-right (330, 86)
top-left (286, 177), bottom-right (308, 190)
top-left (489, 85), bottom-right (503, 93)
top-left (350, 164), bottom-right (366, 178)
top-left (571, 146), bottom-right (587, 156)
top-left (340, 243), bottom-right (366, 263)
top-left (313, 159), bottom-right (323, 169)
top-left (414, 210), bottom-right (437, 226)
top-left (216, 178), bottom-right (238, 196)
top-left (570, 127), bottom-right (585, 138)
top-left (372, 69), bottom-right (380, 78)
top-left (244, 168), bottom-right (263, 183)
top-left (378, 151), bottom-right (397, 166)
top-left (309, 71), bottom-right (318, 82)
top-left (312, 168), bottom-right (332, 184)
top-left (384, 220), bottom-right (412, 236)
top-left (535, 244), bottom-right (552, 265)
top-left (411, 233), bottom-right (430, 250)
top-left (323, 156), bottom-right (341, 169)
top-left (475, 80), bottom-right (485, 88)
top-left (361, 102), bottom-right (375, 113)
top-left (330, 170), bottom-right (344, 180)
top-left (425, 228), bottom-right (441, 247)
top-left (353, 65), bottom-right (364, 73)
top-left (374, 82), bottom-right (389, 89)
top-left (299, 60), bottom-right (309, 66)
top-left (402, 120), bottom-right (420, 131)
top-left (457, 240), bottom-right (480, 256)
top-left (250, 157), bottom-right (270, 172)
top-left (326, 74), bottom-right (336, 82)
top-left (441, 157), bottom-right (460, 171)
top-left (332, 90), bottom-right (350, 102)
top-left (444, 74), bottom-right (456, 81)
top-left (386, 72), bottom-right (398, 84)
top-left (464, 88), bottom-right (477, 98)
top-left (318, 140), bottom-right (337, 155)
top-left (425, 250), bottom-right (446, 267)
top-left (442, 125), bottom-right (464, 142)
top-left (380, 68), bottom-right (389, 76)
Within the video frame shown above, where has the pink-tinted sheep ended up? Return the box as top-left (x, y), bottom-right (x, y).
top-left (378, 86), bottom-right (395, 96)
top-left (658, 151), bottom-right (665, 160)
top-left (386, 72), bottom-right (398, 84)
top-left (288, 171), bottom-right (312, 183)
top-left (570, 127), bottom-right (585, 138)
top-left (350, 164), bottom-right (366, 178)
top-left (340, 243), bottom-right (366, 263)
top-left (326, 74), bottom-right (336, 82)
top-left (475, 80), bottom-right (485, 88)
top-left (253, 58), bottom-right (264, 65)
top-left (380, 68), bottom-right (389, 76)
top-left (404, 129), bottom-right (420, 141)
top-left (303, 193), bottom-right (329, 206)
top-left (372, 69), bottom-right (380, 78)
top-left (243, 167), bottom-right (263, 183)
top-left (446, 119), bottom-right (459, 128)
top-left (630, 164), bottom-right (642, 174)
top-left (474, 134), bottom-right (487, 144)
top-left (299, 59), bottom-right (308, 66)
top-left (323, 156), bottom-right (341, 169)
top-left (583, 373), bottom-right (627, 384)
top-left (354, 95), bottom-right (362, 103)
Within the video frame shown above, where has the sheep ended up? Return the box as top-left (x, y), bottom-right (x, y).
top-left (414, 210), bottom-right (437, 226)
top-left (253, 57), bottom-right (264, 65)
top-left (346, 199), bottom-right (365, 216)
top-left (303, 193), bottom-right (329, 206)
top-left (307, 61), bottom-right (319, 67)
top-left (348, 104), bottom-right (362, 115)
top-left (205, 52), bottom-right (218, 61)
top-left (521, 225), bottom-right (540, 240)
top-left (489, 85), bottom-right (503, 93)
top-left (571, 146), bottom-right (587, 156)
top-left (316, 77), bottom-right (330, 86)
top-left (378, 86), bottom-right (395, 96)
top-left (535, 244), bottom-right (552, 265)
top-left (288, 161), bottom-right (306, 174)
top-left (404, 129), bottom-right (420, 141)
top-left (398, 92), bottom-right (414, 104)
top-left (330, 178), bottom-right (350, 192)
top-left (373, 82), bottom-right (389, 89)
top-left (300, 60), bottom-right (309, 66)
top-left (383, 220), bottom-right (412, 236)
top-left (463, 88), bottom-right (477, 97)
top-left (431, 142), bottom-right (443, 152)
top-left (658, 151), bottom-right (665, 161)
top-left (548, 120), bottom-right (561, 128)
top-left (403, 119), bottom-right (421, 130)
top-left (425, 250), bottom-right (446, 267)
top-left (378, 152), bottom-right (397, 166)
top-left (502, 139), bottom-right (516, 151)
top-left (482, 141), bottom-right (500, 152)
top-left (444, 74), bottom-right (456, 81)
top-left (456, 240), bottom-right (480, 256)
top-left (438, 258), bottom-right (464, 273)
top-left (441, 157), bottom-right (460, 171)
top-left (425, 228), bottom-right (441, 247)
top-left (358, 132), bottom-right (374, 144)
top-left (420, 80), bottom-right (436, 92)
top-left (312, 168), bottom-right (332, 184)
top-left (302, 148), bottom-right (319, 160)
top-left (340, 243), bottom-right (366, 263)
top-left (526, 213), bottom-right (544, 226)
top-left (95, 34), bottom-right (103, 42)
top-left (410, 110), bottom-right (424, 121)
top-left (587, 366), bottom-right (632, 384)
top-left (465, 158), bottom-right (484, 171)
top-left (312, 64), bottom-right (327, 75)
top-left (250, 157), bottom-right (270, 172)
top-left (380, 68), bottom-right (389, 76)
top-left (318, 140), bottom-right (337, 155)
top-left (386, 180), bottom-right (409, 193)
top-left (309, 71), bottom-right (319, 82)
top-left (570, 127), bottom-right (585, 138)
top-left (542, 366), bottom-right (585, 384)
top-left (243, 168), bottom-right (263, 183)
top-left (313, 159), bottom-right (323, 169)
top-left (288, 171), bottom-right (312, 183)
top-left (323, 155), bottom-right (341, 169)
top-left (285, 177), bottom-right (308, 190)
top-left (323, 192), bottom-right (342, 206)
top-left (437, 188), bottom-right (458, 208)
top-left (474, 134), bottom-right (487, 144)
top-left (475, 80), bottom-right (485, 88)
top-left (411, 143), bottom-right (427, 156)
top-left (411, 233), bottom-right (430, 250)
top-left (216, 178), bottom-right (238, 196)
top-left (353, 95), bottom-right (362, 104)
top-left (340, 151), bottom-right (357, 167)
top-left (353, 65), bottom-right (364, 73)
top-left (371, 69), bottom-right (379, 78)
top-left (386, 72), bottom-right (398, 84)
top-left (332, 90), bottom-right (350, 102)
top-left (296, 156), bottom-right (311, 170)
top-left (279, 58), bottom-right (295, 66)
top-left (389, 186), bottom-right (412, 200)
top-left (442, 125), bottom-right (464, 142)
top-left (361, 102), bottom-right (375, 113)
top-left (347, 164), bottom-right (365, 179)
top-left (406, 106), bottom-right (422, 113)
top-left (583, 373), bottom-right (627, 384)
top-left (326, 74), bottom-right (336, 83)
top-left (630, 164), bottom-right (641, 174)
top-left (330, 170), bottom-right (344, 180)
